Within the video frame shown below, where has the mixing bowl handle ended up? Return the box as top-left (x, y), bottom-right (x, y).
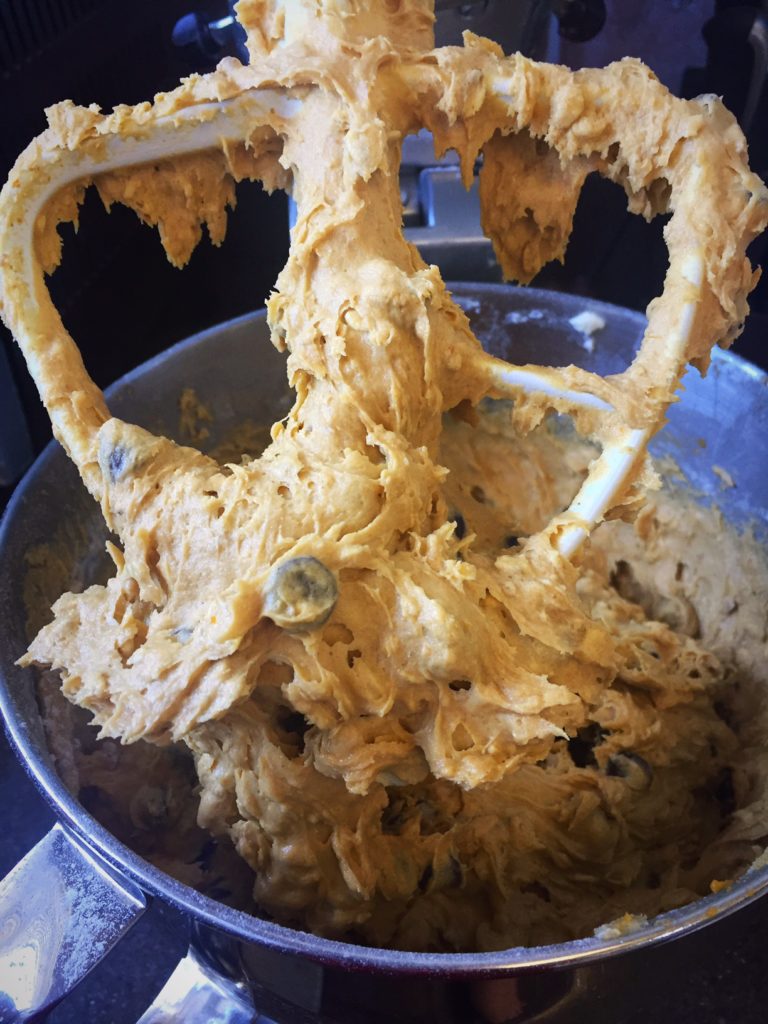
top-left (0, 822), bottom-right (146, 1022)
top-left (135, 950), bottom-right (259, 1023)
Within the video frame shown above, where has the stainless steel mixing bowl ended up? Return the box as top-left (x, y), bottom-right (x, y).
top-left (1, 283), bottom-right (766, 1023)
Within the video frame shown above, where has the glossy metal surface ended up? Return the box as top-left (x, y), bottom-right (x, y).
top-left (0, 285), bottom-right (766, 1022)
top-left (136, 952), bottom-right (256, 1024)
top-left (0, 824), bottom-right (145, 1023)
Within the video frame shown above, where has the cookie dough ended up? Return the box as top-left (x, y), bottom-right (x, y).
top-left (2, 0), bottom-right (767, 951)
top-left (29, 405), bottom-right (768, 950)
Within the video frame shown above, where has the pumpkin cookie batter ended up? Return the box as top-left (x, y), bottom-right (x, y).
top-left (27, 404), bottom-right (768, 951)
top-left (1, 0), bottom-right (767, 950)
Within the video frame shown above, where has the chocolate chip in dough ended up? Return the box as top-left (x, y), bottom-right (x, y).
top-left (606, 751), bottom-right (653, 791)
top-left (450, 512), bottom-right (467, 539)
top-left (108, 445), bottom-right (128, 481)
top-left (449, 679), bottom-right (472, 692)
top-left (448, 855), bottom-right (463, 887)
top-left (520, 880), bottom-right (552, 902)
top-left (418, 863), bottom-right (433, 892)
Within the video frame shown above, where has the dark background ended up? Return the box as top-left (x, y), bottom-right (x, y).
top-left (1, 1), bottom-right (768, 1020)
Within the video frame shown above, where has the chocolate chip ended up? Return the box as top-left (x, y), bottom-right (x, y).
top-left (449, 679), bottom-right (472, 692)
top-left (419, 857), bottom-right (462, 893)
top-left (610, 559), bottom-right (645, 605)
top-left (606, 751), bottom-right (653, 790)
top-left (450, 512), bottom-right (466, 539)
top-left (520, 880), bottom-right (551, 902)
top-left (108, 445), bottom-right (128, 481)
top-left (418, 863), bottom-right (434, 892)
